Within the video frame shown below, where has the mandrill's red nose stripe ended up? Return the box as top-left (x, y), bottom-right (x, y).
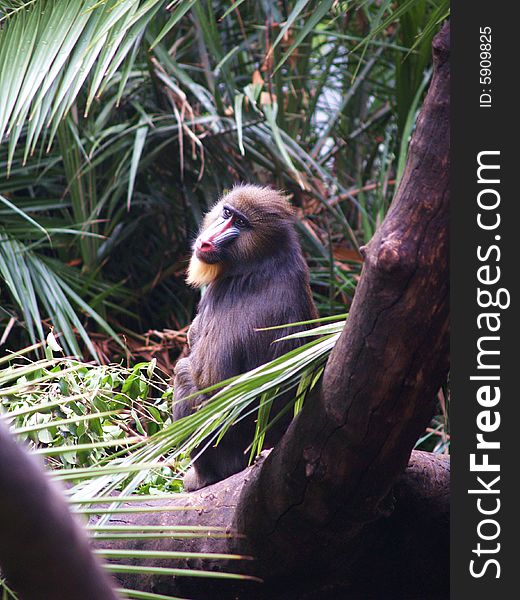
top-left (198, 217), bottom-right (234, 249)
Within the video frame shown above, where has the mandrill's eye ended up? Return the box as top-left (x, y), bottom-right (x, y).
top-left (222, 207), bottom-right (232, 219)
top-left (234, 217), bottom-right (248, 229)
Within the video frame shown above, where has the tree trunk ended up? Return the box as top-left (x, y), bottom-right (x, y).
top-left (98, 450), bottom-right (449, 599)
top-left (237, 16), bottom-right (449, 579)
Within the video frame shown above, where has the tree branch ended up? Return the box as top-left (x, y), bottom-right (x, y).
top-left (96, 451), bottom-right (449, 599)
top-left (235, 20), bottom-right (450, 578)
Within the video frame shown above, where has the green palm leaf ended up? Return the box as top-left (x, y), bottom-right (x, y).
top-left (0, 0), bottom-right (165, 167)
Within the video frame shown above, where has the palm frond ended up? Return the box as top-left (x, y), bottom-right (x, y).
top-left (0, 0), bottom-right (165, 167)
top-left (0, 228), bottom-right (122, 357)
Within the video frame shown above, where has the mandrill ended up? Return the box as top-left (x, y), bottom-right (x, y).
top-left (173, 184), bottom-right (317, 491)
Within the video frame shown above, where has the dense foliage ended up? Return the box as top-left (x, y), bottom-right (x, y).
top-left (0, 0), bottom-right (448, 361)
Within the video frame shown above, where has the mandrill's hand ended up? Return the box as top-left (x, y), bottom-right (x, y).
top-left (172, 357), bottom-right (199, 421)
top-left (174, 356), bottom-right (191, 378)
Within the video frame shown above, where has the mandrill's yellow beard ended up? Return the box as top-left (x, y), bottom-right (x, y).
top-left (186, 255), bottom-right (222, 287)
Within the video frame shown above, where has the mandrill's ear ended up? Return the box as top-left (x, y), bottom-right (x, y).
top-left (186, 254), bottom-right (221, 287)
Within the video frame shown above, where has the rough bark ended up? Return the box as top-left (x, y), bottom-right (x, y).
top-left (236, 18), bottom-right (450, 579)
top-left (98, 450), bottom-right (449, 599)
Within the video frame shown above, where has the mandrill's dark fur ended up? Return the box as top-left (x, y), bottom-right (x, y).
top-left (173, 185), bottom-right (317, 491)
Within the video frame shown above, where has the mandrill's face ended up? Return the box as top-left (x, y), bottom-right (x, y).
top-left (186, 185), bottom-right (295, 287)
top-left (194, 202), bottom-right (251, 265)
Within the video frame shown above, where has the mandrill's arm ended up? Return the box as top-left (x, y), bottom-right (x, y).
top-left (172, 316), bottom-right (202, 420)
top-left (172, 358), bottom-right (198, 411)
